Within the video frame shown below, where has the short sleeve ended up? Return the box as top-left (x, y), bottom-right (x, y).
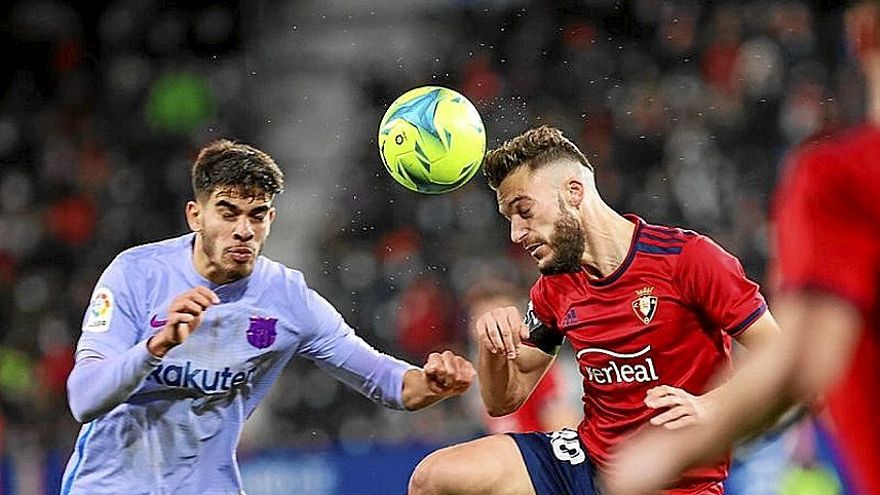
top-left (678, 237), bottom-right (767, 337)
top-left (76, 254), bottom-right (145, 359)
top-left (774, 149), bottom-right (880, 315)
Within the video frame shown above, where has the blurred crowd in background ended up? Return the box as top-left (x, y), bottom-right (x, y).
top-left (0, 0), bottom-right (862, 492)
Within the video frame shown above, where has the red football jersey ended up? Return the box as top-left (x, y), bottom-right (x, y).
top-left (529, 215), bottom-right (767, 494)
top-left (774, 124), bottom-right (880, 495)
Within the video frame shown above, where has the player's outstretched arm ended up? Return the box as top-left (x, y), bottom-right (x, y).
top-left (402, 351), bottom-right (476, 411)
top-left (67, 287), bottom-right (219, 423)
top-left (475, 306), bottom-right (555, 416)
top-left (605, 295), bottom-right (861, 495)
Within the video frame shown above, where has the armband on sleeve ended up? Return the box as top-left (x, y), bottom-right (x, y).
top-left (522, 301), bottom-right (563, 355)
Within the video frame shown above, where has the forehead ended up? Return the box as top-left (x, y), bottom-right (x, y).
top-left (207, 186), bottom-right (273, 207)
top-left (496, 166), bottom-right (549, 212)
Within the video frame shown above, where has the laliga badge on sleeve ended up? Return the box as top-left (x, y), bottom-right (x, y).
top-left (83, 287), bottom-right (114, 333)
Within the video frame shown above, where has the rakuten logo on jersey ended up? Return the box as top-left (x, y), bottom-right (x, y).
top-left (147, 361), bottom-right (257, 393)
top-left (578, 345), bottom-right (659, 384)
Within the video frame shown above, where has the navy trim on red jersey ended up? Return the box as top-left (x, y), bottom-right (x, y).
top-left (591, 215), bottom-right (643, 287)
top-left (643, 223), bottom-right (697, 236)
top-left (726, 303), bottom-right (768, 337)
top-left (641, 227), bottom-right (678, 239)
top-left (636, 242), bottom-right (683, 255)
top-left (639, 231), bottom-right (685, 244)
top-left (636, 222), bottom-right (687, 255)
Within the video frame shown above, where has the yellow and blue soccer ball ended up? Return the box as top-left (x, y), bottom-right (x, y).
top-left (378, 86), bottom-right (486, 194)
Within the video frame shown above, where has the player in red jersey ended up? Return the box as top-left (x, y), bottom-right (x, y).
top-left (407, 125), bottom-right (781, 495)
top-left (606, 3), bottom-right (880, 494)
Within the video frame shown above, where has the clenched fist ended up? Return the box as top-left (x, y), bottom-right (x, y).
top-left (403, 350), bottom-right (475, 410)
top-left (423, 350), bottom-right (475, 395)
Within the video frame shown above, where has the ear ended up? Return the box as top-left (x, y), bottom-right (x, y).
top-left (565, 179), bottom-right (585, 207)
top-left (185, 200), bottom-right (202, 232)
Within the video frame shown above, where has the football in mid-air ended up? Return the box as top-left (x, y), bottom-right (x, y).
top-left (378, 86), bottom-right (486, 194)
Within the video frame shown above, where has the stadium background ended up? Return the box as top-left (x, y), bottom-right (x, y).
top-left (0, 0), bottom-right (859, 494)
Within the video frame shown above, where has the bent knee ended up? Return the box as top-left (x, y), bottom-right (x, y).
top-left (409, 437), bottom-right (525, 495)
top-left (409, 449), bottom-right (455, 495)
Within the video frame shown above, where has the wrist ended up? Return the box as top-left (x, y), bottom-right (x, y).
top-left (402, 369), bottom-right (443, 411)
top-left (696, 392), bottom-right (718, 422)
top-left (146, 333), bottom-right (175, 358)
top-left (480, 346), bottom-right (513, 366)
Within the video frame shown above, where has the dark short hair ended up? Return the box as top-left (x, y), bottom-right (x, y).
top-left (483, 125), bottom-right (593, 190)
top-left (191, 140), bottom-right (284, 200)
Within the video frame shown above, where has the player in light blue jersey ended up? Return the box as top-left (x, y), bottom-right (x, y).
top-left (61, 140), bottom-right (475, 495)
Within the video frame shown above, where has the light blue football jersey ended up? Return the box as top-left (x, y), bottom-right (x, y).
top-left (61, 233), bottom-right (413, 495)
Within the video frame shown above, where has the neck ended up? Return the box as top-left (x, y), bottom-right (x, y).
top-left (579, 203), bottom-right (636, 279)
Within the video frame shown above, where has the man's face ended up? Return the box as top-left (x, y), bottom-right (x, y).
top-left (187, 187), bottom-right (276, 284)
top-left (497, 166), bottom-right (585, 275)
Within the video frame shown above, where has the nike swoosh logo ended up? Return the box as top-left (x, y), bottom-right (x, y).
top-left (150, 315), bottom-right (168, 328)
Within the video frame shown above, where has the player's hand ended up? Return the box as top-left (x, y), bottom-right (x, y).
top-left (474, 306), bottom-right (530, 360)
top-left (148, 286), bottom-right (220, 357)
top-left (645, 385), bottom-right (713, 430)
top-left (423, 350), bottom-right (475, 396)
top-left (403, 351), bottom-right (475, 411)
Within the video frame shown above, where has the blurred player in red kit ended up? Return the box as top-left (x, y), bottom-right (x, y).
top-left (607, 3), bottom-right (880, 494)
top-left (408, 125), bottom-right (782, 495)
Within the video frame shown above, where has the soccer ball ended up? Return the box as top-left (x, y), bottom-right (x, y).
top-left (378, 86), bottom-right (486, 194)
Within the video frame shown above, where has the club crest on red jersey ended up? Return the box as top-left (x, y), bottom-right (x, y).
top-left (631, 286), bottom-right (658, 324)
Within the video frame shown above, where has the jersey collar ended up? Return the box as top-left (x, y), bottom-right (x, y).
top-left (588, 214), bottom-right (643, 287)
